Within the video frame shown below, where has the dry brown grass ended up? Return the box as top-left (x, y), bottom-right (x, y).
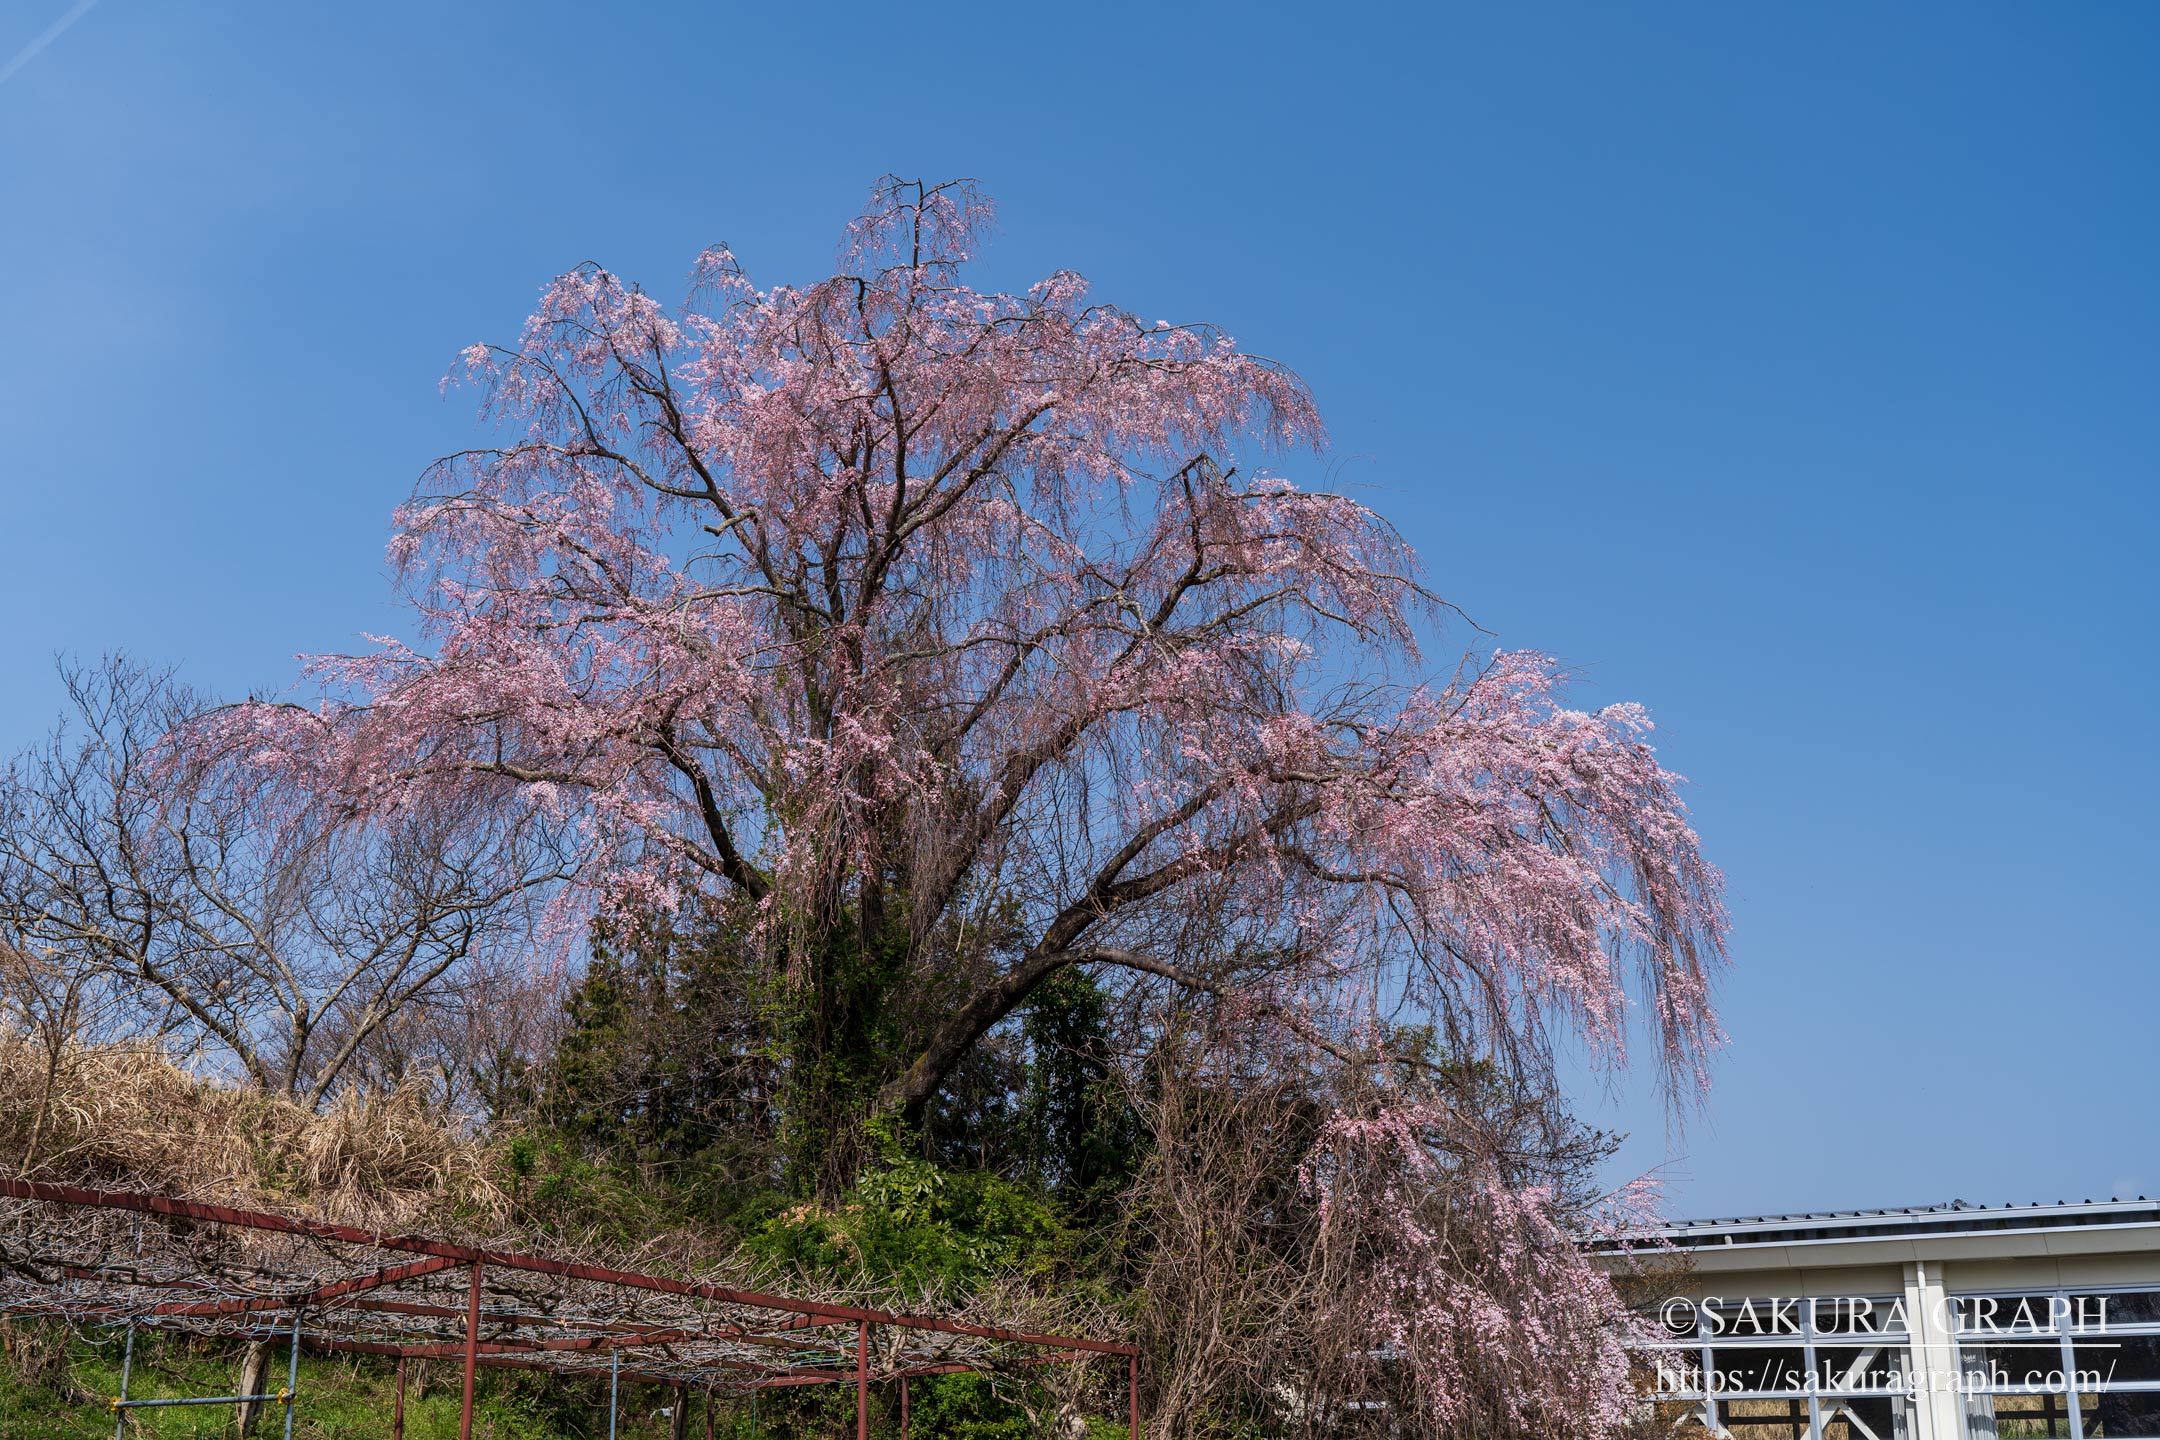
top-left (0, 1030), bottom-right (504, 1228)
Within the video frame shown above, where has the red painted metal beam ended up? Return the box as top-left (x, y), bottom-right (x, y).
top-left (748, 1373), bottom-right (850, 1390)
top-left (312, 1338), bottom-right (694, 1389)
top-left (149, 1254), bottom-right (463, 1318)
top-left (335, 1298), bottom-right (823, 1355)
top-left (0, 1177), bottom-right (1138, 1354)
top-left (890, 1350), bottom-right (1094, 1377)
top-left (855, 1321), bottom-right (869, 1440)
top-left (269, 1324), bottom-right (859, 1389)
top-left (459, 1263), bottom-right (482, 1440)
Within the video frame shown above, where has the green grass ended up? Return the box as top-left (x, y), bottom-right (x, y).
top-left (1, 1322), bottom-right (1104, 1438)
top-left (0, 1328), bottom-right (719, 1440)
top-left (0, 1326), bottom-right (1078, 1438)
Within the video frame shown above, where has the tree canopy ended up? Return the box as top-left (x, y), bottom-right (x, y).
top-left (219, 175), bottom-right (1723, 1146)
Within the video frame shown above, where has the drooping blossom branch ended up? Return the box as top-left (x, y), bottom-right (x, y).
top-left (215, 176), bottom-right (1721, 1117)
top-left (182, 173), bottom-right (1727, 1432)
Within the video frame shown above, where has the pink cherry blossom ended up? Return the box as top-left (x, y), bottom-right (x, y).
top-left (209, 176), bottom-right (1727, 1432)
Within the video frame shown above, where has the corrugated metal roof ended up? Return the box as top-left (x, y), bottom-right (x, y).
top-left (1622, 1196), bottom-right (2160, 1251)
top-left (1662, 1197), bottom-right (2155, 1230)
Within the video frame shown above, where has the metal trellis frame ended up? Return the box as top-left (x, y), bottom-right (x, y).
top-left (2, 1176), bottom-right (1140, 1439)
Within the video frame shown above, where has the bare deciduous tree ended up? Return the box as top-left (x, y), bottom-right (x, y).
top-left (0, 933), bottom-right (140, 1168)
top-left (0, 657), bottom-right (566, 1109)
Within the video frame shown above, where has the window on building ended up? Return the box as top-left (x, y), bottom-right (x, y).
top-left (1957, 1295), bottom-right (2064, 1336)
top-left (1819, 1396), bottom-right (1905, 1440)
top-left (1817, 1344), bottom-right (1912, 1392)
top-left (1956, 1287), bottom-right (2160, 1440)
top-left (1814, 1297), bottom-right (1912, 1337)
top-left (2082, 1390), bottom-right (2160, 1437)
top-left (1644, 1344), bottom-right (1706, 1398)
top-left (2078, 1335), bottom-right (2160, 1387)
top-left (2077, 1294), bottom-right (2160, 1330)
top-left (1967, 1389), bottom-right (2078, 1438)
top-left (1722, 1395), bottom-right (1811, 1438)
top-left (1963, 1342), bottom-right (2074, 1392)
top-left (1714, 1346), bottom-right (1811, 1394)
top-left (1649, 1296), bottom-right (1914, 1439)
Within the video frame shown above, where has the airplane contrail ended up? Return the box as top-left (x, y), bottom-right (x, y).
top-left (0, 0), bottom-right (102, 88)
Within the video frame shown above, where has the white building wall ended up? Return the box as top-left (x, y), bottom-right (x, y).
top-left (1618, 1212), bottom-right (2160, 1440)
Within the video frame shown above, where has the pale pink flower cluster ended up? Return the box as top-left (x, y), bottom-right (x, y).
top-left (1305, 1100), bottom-right (1657, 1437)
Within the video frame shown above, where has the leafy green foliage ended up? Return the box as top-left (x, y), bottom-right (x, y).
top-left (897, 1372), bottom-right (1032, 1440)
top-left (743, 1144), bottom-right (1074, 1297)
top-left (532, 908), bottom-right (1146, 1240)
top-left (1020, 970), bottom-right (1143, 1220)
top-left (540, 909), bottom-right (785, 1223)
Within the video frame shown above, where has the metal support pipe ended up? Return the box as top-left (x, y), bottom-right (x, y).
top-left (1128, 1352), bottom-right (1139, 1440)
top-left (705, 1385), bottom-right (716, 1440)
top-left (608, 1347), bottom-right (621, 1440)
top-left (856, 1321), bottom-right (869, 1440)
top-left (283, 1309), bottom-right (302, 1440)
top-left (111, 1323), bottom-right (134, 1440)
top-left (393, 1356), bottom-right (406, 1440)
top-left (113, 1393), bottom-right (290, 1410)
top-left (901, 1375), bottom-right (910, 1440)
top-left (460, 1262), bottom-right (483, 1440)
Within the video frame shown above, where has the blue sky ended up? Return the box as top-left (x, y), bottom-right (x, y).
top-left (3, 2), bottom-right (2154, 1220)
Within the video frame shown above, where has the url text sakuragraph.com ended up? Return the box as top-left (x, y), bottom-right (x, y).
top-left (1653, 1295), bottom-right (2130, 1396)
